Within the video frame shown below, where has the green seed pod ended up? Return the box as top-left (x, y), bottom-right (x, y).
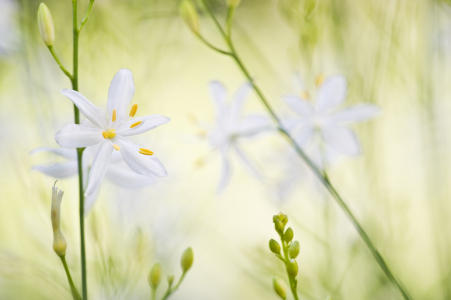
top-left (287, 259), bottom-right (298, 278)
top-left (37, 3), bottom-right (54, 46)
top-left (289, 241), bottom-right (300, 259)
top-left (181, 247), bottom-right (194, 272)
top-left (283, 227), bottom-right (293, 243)
top-left (269, 239), bottom-right (281, 254)
top-left (273, 277), bottom-right (287, 299)
top-left (179, 0), bottom-right (200, 35)
top-left (148, 263), bottom-right (162, 289)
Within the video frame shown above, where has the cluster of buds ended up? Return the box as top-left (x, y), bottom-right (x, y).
top-left (269, 213), bottom-right (301, 299)
top-left (148, 247), bottom-right (194, 299)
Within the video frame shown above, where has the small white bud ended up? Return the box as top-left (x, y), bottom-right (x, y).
top-left (37, 3), bottom-right (54, 46)
top-left (51, 186), bottom-right (66, 257)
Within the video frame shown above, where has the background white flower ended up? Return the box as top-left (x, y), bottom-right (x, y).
top-left (54, 69), bottom-right (170, 197)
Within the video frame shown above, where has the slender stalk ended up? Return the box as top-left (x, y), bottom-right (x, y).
top-left (48, 46), bottom-right (73, 80)
top-left (199, 2), bottom-right (412, 299)
top-left (60, 256), bottom-right (82, 300)
top-left (151, 288), bottom-right (156, 300)
top-left (79, 0), bottom-right (95, 31)
top-left (278, 235), bottom-right (299, 300)
top-left (161, 272), bottom-right (187, 300)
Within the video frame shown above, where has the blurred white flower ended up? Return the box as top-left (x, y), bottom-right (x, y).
top-left (282, 74), bottom-right (381, 158)
top-left (55, 69), bottom-right (169, 197)
top-left (31, 145), bottom-right (157, 214)
top-left (203, 81), bottom-right (272, 193)
top-left (0, 0), bottom-right (19, 56)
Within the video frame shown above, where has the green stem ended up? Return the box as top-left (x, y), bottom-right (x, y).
top-left (60, 256), bottom-right (82, 300)
top-left (151, 288), bottom-right (156, 300)
top-left (279, 235), bottom-right (299, 300)
top-left (199, 2), bottom-right (412, 299)
top-left (79, 0), bottom-right (95, 31)
top-left (161, 272), bottom-right (187, 300)
top-left (47, 46), bottom-right (73, 80)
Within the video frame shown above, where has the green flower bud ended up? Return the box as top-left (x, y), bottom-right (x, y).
top-left (167, 275), bottom-right (174, 286)
top-left (37, 3), bottom-right (54, 46)
top-left (181, 247), bottom-right (194, 272)
top-left (148, 263), bottom-right (162, 289)
top-left (273, 277), bottom-right (287, 299)
top-left (51, 186), bottom-right (66, 257)
top-left (269, 239), bottom-right (281, 254)
top-left (289, 241), bottom-right (300, 259)
top-left (276, 213), bottom-right (288, 226)
top-left (283, 227), bottom-right (293, 243)
top-left (273, 219), bottom-right (284, 234)
top-left (287, 259), bottom-right (298, 278)
top-left (179, 0), bottom-right (200, 35)
top-left (227, 0), bottom-right (242, 7)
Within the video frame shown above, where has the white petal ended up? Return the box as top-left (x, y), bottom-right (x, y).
top-left (84, 188), bottom-right (99, 216)
top-left (31, 161), bottom-right (78, 178)
top-left (114, 137), bottom-right (167, 177)
top-left (61, 89), bottom-right (108, 129)
top-left (217, 151), bottom-right (231, 194)
top-left (323, 126), bottom-right (361, 156)
top-left (55, 124), bottom-right (104, 148)
top-left (292, 125), bottom-right (314, 146)
top-left (107, 69), bottom-right (135, 122)
top-left (233, 145), bottom-right (263, 180)
top-left (235, 114), bottom-right (272, 137)
top-left (331, 104), bottom-right (381, 124)
top-left (209, 81), bottom-right (228, 121)
top-left (229, 82), bottom-right (252, 122)
top-left (30, 147), bottom-right (76, 159)
top-left (85, 140), bottom-right (114, 196)
top-left (317, 75), bottom-right (348, 112)
top-left (116, 114), bottom-right (170, 136)
top-left (282, 95), bottom-right (314, 117)
top-left (106, 158), bottom-right (158, 189)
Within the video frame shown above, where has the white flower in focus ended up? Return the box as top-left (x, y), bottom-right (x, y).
top-left (54, 69), bottom-right (169, 197)
top-left (203, 81), bottom-right (271, 193)
top-left (31, 146), bottom-right (157, 214)
top-left (282, 75), bottom-right (381, 159)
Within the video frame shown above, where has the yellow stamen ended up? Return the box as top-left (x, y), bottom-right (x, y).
top-left (129, 104), bottom-right (138, 117)
top-left (106, 128), bottom-right (116, 139)
top-left (300, 91), bottom-right (310, 100)
top-left (112, 109), bottom-right (117, 122)
top-left (315, 74), bottom-right (325, 87)
top-left (139, 148), bottom-right (154, 156)
top-left (130, 121), bottom-right (142, 128)
top-left (113, 144), bottom-right (120, 151)
top-left (102, 131), bottom-right (108, 139)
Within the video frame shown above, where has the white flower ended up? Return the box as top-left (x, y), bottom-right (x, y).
top-left (31, 145), bottom-right (157, 214)
top-left (203, 81), bottom-right (271, 193)
top-left (282, 74), bottom-right (381, 158)
top-left (54, 69), bottom-right (169, 197)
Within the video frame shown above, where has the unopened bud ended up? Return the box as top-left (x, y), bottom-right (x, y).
top-left (37, 3), bottom-right (54, 46)
top-left (287, 259), bottom-right (298, 278)
top-left (148, 263), bottom-right (162, 289)
top-left (283, 227), bottom-right (293, 243)
top-left (227, 0), bottom-right (242, 7)
top-left (273, 277), bottom-right (287, 299)
top-left (167, 275), bottom-right (174, 286)
top-left (269, 239), bottom-right (281, 254)
top-left (179, 0), bottom-right (200, 35)
top-left (273, 219), bottom-right (284, 234)
top-left (51, 186), bottom-right (66, 257)
top-left (181, 247), bottom-right (194, 272)
top-left (289, 241), bottom-right (300, 259)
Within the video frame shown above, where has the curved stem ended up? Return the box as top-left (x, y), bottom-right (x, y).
top-left (60, 256), bottom-right (82, 300)
top-left (161, 272), bottom-right (187, 300)
top-left (47, 46), bottom-right (73, 80)
top-left (79, 0), bottom-right (95, 32)
top-left (199, 1), bottom-right (413, 299)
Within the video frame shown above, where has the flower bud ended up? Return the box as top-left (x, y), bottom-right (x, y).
top-left (181, 247), bottom-right (194, 272)
top-left (37, 3), bottom-right (54, 46)
top-left (289, 241), bottom-right (300, 259)
top-left (273, 277), bottom-right (287, 299)
top-left (287, 259), bottom-right (298, 278)
top-left (179, 0), bottom-right (200, 35)
top-left (227, 0), bottom-right (242, 7)
top-left (283, 227), bottom-right (293, 243)
top-left (269, 239), bottom-right (281, 254)
top-left (148, 263), bottom-right (162, 289)
top-left (167, 275), bottom-right (174, 286)
top-left (51, 186), bottom-right (66, 257)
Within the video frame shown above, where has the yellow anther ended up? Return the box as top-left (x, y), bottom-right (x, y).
top-left (139, 148), bottom-right (154, 156)
top-left (315, 74), bottom-right (325, 87)
top-left (102, 131), bottom-right (108, 139)
top-left (300, 91), bottom-right (310, 100)
top-left (112, 109), bottom-right (117, 122)
top-left (129, 104), bottom-right (138, 117)
top-left (130, 121), bottom-right (142, 128)
top-left (113, 144), bottom-right (120, 151)
top-left (106, 129), bottom-right (116, 139)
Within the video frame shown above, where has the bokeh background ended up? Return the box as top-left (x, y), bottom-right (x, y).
top-left (1, 0), bottom-right (451, 299)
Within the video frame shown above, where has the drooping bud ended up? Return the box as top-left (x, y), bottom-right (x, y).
top-left (289, 241), bottom-right (300, 259)
top-left (167, 275), bottom-right (174, 287)
top-left (148, 263), bottom-right (162, 289)
top-left (37, 3), bottom-right (54, 46)
top-left (269, 239), bottom-right (281, 254)
top-left (287, 259), bottom-right (298, 278)
top-left (179, 0), bottom-right (200, 35)
top-left (226, 0), bottom-right (242, 7)
top-left (273, 277), bottom-right (287, 299)
top-left (283, 227), bottom-right (293, 243)
top-left (181, 247), bottom-right (194, 272)
top-left (51, 186), bottom-right (66, 257)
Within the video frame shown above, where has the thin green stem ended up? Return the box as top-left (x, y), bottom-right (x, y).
top-left (199, 2), bottom-right (412, 299)
top-left (195, 33), bottom-right (231, 56)
top-left (279, 234), bottom-right (299, 300)
top-left (161, 272), bottom-right (187, 300)
top-left (151, 288), bottom-right (156, 300)
top-left (79, 0), bottom-right (95, 31)
top-left (47, 46), bottom-right (73, 80)
top-left (60, 256), bottom-right (82, 300)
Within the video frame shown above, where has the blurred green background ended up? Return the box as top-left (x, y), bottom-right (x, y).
top-left (1, 0), bottom-right (451, 299)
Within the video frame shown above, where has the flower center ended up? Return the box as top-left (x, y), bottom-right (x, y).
top-left (102, 128), bottom-right (116, 139)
